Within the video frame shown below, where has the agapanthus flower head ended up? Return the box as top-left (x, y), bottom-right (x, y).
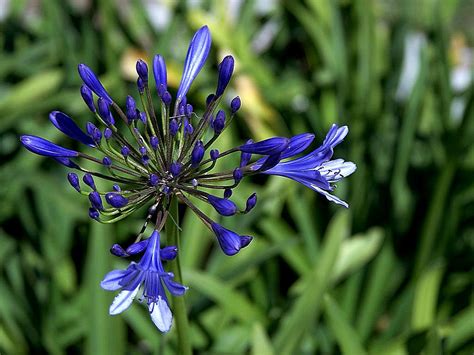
top-left (20, 25), bottom-right (355, 332)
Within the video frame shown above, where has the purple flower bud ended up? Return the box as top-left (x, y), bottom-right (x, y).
top-left (177, 25), bottom-right (211, 99)
top-left (89, 207), bottom-right (100, 220)
top-left (67, 173), bottom-right (80, 192)
top-left (160, 246), bottom-right (178, 260)
top-left (54, 157), bottom-right (80, 168)
top-left (113, 184), bottom-right (121, 191)
top-left (149, 173), bottom-right (159, 186)
top-left (162, 91), bottom-right (172, 106)
top-left (110, 244), bottom-right (128, 257)
top-left (89, 191), bottom-right (103, 211)
top-left (78, 64), bottom-right (112, 103)
top-left (83, 173), bottom-right (96, 190)
top-left (184, 119), bottom-right (194, 136)
top-left (240, 139), bottom-right (253, 167)
top-left (211, 223), bottom-right (244, 256)
top-left (245, 193), bottom-right (257, 213)
top-left (137, 77), bottom-right (145, 93)
top-left (191, 141), bottom-right (205, 167)
top-left (139, 146), bottom-right (147, 155)
top-left (185, 104), bottom-right (193, 118)
top-left (153, 54), bottom-right (167, 93)
top-left (216, 55), bottom-right (234, 97)
top-left (231, 96), bottom-right (241, 113)
top-left (49, 111), bottom-right (95, 147)
top-left (206, 94), bottom-right (215, 106)
top-left (104, 128), bottom-right (113, 139)
top-left (105, 193), bottom-right (129, 208)
top-left (258, 153), bottom-right (282, 171)
top-left (213, 110), bottom-right (226, 134)
top-left (142, 155), bottom-right (150, 165)
top-left (239, 137), bottom-right (289, 155)
top-left (150, 136), bottom-right (159, 150)
top-left (20, 135), bottom-right (78, 158)
top-left (126, 95), bottom-right (137, 122)
top-left (170, 162), bottom-right (182, 177)
top-left (126, 240), bottom-right (149, 255)
top-left (91, 128), bottom-right (102, 143)
top-left (210, 149), bottom-right (219, 161)
top-left (240, 235), bottom-right (253, 248)
top-left (233, 168), bottom-right (243, 183)
top-left (98, 97), bottom-right (115, 125)
top-left (86, 122), bottom-right (96, 136)
top-left (170, 119), bottom-right (179, 136)
top-left (136, 59), bottom-right (148, 83)
top-left (80, 85), bottom-right (96, 112)
top-left (139, 112), bottom-right (147, 124)
top-left (103, 156), bottom-right (112, 167)
top-left (208, 195), bottom-right (237, 216)
top-left (191, 179), bottom-right (198, 187)
top-left (224, 188), bottom-right (232, 199)
top-left (120, 146), bottom-right (130, 157)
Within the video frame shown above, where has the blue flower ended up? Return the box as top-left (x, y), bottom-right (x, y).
top-left (101, 230), bottom-right (187, 332)
top-left (258, 125), bottom-right (356, 207)
top-left (21, 24), bottom-right (355, 330)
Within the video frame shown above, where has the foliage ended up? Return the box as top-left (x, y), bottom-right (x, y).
top-left (0, 0), bottom-right (472, 354)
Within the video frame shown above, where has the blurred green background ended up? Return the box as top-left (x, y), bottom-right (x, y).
top-left (1, 0), bottom-right (473, 354)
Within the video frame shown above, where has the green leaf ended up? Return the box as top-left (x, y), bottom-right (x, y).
top-left (184, 269), bottom-right (266, 325)
top-left (411, 263), bottom-right (445, 331)
top-left (332, 227), bottom-right (384, 283)
top-left (323, 294), bottom-right (367, 355)
top-left (273, 210), bottom-right (350, 354)
top-left (251, 323), bottom-right (274, 355)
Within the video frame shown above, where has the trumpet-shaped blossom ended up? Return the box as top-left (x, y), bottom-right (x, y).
top-left (20, 25), bottom-right (355, 332)
top-left (101, 230), bottom-right (187, 332)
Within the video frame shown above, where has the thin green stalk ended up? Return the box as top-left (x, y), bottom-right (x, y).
top-left (413, 161), bottom-right (456, 278)
top-left (166, 197), bottom-right (192, 355)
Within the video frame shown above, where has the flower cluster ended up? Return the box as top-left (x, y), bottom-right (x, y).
top-left (20, 25), bottom-right (355, 331)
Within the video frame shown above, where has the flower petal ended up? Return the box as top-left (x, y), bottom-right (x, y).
top-left (311, 185), bottom-right (349, 208)
top-left (109, 286), bottom-right (140, 315)
top-left (149, 297), bottom-right (173, 333)
top-left (101, 269), bottom-right (128, 291)
top-left (162, 275), bottom-right (188, 296)
top-left (280, 133), bottom-right (315, 159)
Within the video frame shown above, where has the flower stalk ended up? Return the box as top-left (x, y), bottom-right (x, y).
top-left (166, 196), bottom-right (192, 355)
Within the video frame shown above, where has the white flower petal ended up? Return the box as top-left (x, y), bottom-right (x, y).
top-left (149, 297), bottom-right (173, 333)
top-left (109, 286), bottom-right (140, 315)
top-left (311, 185), bottom-right (349, 208)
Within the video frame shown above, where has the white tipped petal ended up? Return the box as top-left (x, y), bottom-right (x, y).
top-left (318, 160), bottom-right (357, 182)
top-left (149, 297), bottom-right (173, 333)
top-left (109, 286), bottom-right (140, 315)
top-left (312, 185), bottom-right (349, 208)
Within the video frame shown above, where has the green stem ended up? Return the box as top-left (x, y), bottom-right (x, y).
top-left (166, 197), bottom-right (192, 355)
top-left (413, 161), bottom-right (456, 278)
